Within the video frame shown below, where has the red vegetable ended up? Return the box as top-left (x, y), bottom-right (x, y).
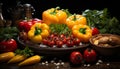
top-left (83, 48), bottom-right (97, 63)
top-left (66, 40), bottom-right (74, 47)
top-left (18, 18), bottom-right (42, 32)
top-left (92, 27), bottom-right (100, 35)
top-left (0, 39), bottom-right (17, 52)
top-left (56, 40), bottom-right (63, 48)
top-left (70, 51), bottom-right (83, 64)
top-left (73, 38), bottom-right (81, 45)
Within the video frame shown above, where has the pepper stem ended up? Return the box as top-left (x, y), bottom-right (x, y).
top-left (72, 13), bottom-right (77, 21)
top-left (50, 6), bottom-right (60, 15)
top-left (34, 26), bottom-right (42, 35)
top-left (79, 28), bottom-right (86, 34)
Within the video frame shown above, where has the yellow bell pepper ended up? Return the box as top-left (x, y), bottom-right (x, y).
top-left (72, 24), bottom-right (92, 43)
top-left (28, 23), bottom-right (50, 43)
top-left (66, 14), bottom-right (87, 29)
top-left (42, 7), bottom-right (67, 25)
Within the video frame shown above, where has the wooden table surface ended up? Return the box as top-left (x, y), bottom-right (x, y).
top-left (0, 54), bottom-right (120, 69)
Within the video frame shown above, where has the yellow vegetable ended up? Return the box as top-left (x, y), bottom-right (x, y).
top-left (28, 23), bottom-right (50, 43)
top-left (0, 52), bottom-right (15, 63)
top-left (42, 7), bottom-right (67, 25)
top-left (7, 55), bottom-right (27, 64)
top-left (18, 55), bottom-right (41, 66)
top-left (65, 14), bottom-right (87, 29)
top-left (72, 24), bottom-right (92, 42)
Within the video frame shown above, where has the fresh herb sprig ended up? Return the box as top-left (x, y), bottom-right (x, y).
top-left (49, 24), bottom-right (72, 35)
top-left (0, 26), bottom-right (19, 41)
top-left (15, 46), bottom-right (34, 57)
top-left (82, 8), bottom-right (120, 35)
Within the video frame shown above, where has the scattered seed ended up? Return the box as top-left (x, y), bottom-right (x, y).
top-left (45, 61), bottom-right (48, 64)
top-left (98, 60), bottom-right (103, 63)
top-left (61, 62), bottom-right (64, 65)
top-left (46, 63), bottom-right (49, 66)
top-left (96, 62), bottom-right (100, 65)
top-left (42, 62), bottom-right (45, 65)
top-left (87, 64), bottom-right (90, 67)
top-left (56, 63), bottom-right (60, 66)
top-left (106, 63), bottom-right (110, 66)
top-left (56, 66), bottom-right (60, 69)
top-left (84, 64), bottom-right (87, 67)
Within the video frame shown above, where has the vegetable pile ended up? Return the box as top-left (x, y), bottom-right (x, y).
top-left (19, 6), bottom-right (93, 46)
top-left (82, 8), bottom-right (120, 35)
top-left (0, 27), bottom-right (19, 52)
top-left (0, 47), bottom-right (42, 66)
top-left (0, 5), bottom-right (119, 66)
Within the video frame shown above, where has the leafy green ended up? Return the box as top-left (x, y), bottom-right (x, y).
top-left (0, 26), bottom-right (19, 41)
top-left (15, 46), bottom-right (34, 57)
top-left (49, 24), bottom-right (72, 35)
top-left (82, 8), bottom-right (120, 35)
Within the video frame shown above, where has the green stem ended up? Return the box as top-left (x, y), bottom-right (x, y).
top-left (72, 13), bottom-right (77, 21)
top-left (79, 28), bottom-right (86, 34)
top-left (34, 27), bottom-right (42, 35)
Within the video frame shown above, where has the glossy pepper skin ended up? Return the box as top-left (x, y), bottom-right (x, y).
top-left (72, 24), bottom-right (92, 43)
top-left (66, 14), bottom-right (87, 29)
top-left (42, 7), bottom-right (67, 25)
top-left (28, 23), bottom-right (50, 43)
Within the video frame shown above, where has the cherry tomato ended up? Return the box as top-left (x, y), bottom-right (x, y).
top-left (73, 38), bottom-right (81, 45)
top-left (83, 48), bottom-right (97, 63)
top-left (56, 40), bottom-right (63, 48)
top-left (62, 37), bottom-right (67, 44)
top-left (60, 34), bottom-right (65, 38)
top-left (42, 38), bottom-right (48, 45)
top-left (92, 27), bottom-right (100, 35)
top-left (48, 40), bottom-right (55, 47)
top-left (66, 40), bottom-right (74, 47)
top-left (70, 51), bottom-right (83, 64)
top-left (19, 31), bottom-right (28, 40)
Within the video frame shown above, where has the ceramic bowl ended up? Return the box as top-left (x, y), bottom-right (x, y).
top-left (89, 34), bottom-right (120, 56)
top-left (17, 37), bottom-right (89, 56)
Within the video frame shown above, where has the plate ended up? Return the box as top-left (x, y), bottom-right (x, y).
top-left (17, 37), bottom-right (89, 56)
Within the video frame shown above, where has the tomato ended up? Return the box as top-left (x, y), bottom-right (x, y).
top-left (66, 40), bottom-right (74, 47)
top-left (73, 38), bottom-right (81, 45)
top-left (92, 27), bottom-right (100, 35)
top-left (0, 39), bottom-right (17, 52)
top-left (70, 51), bottom-right (83, 64)
top-left (62, 38), bottom-right (67, 44)
top-left (56, 40), bottom-right (63, 48)
top-left (42, 38), bottom-right (48, 45)
top-left (83, 48), bottom-right (97, 63)
top-left (60, 34), bottom-right (65, 38)
top-left (48, 40), bottom-right (55, 47)
top-left (19, 31), bottom-right (28, 40)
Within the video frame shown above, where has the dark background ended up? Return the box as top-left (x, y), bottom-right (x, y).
top-left (0, 0), bottom-right (119, 20)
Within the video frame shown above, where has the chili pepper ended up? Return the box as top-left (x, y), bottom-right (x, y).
top-left (65, 14), bottom-right (87, 29)
top-left (0, 52), bottom-right (15, 63)
top-left (18, 55), bottom-right (41, 66)
top-left (72, 24), bottom-right (92, 42)
top-left (42, 7), bottom-right (67, 25)
top-left (28, 23), bottom-right (50, 43)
